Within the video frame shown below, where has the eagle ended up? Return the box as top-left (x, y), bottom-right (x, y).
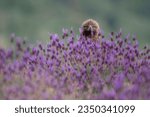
top-left (81, 19), bottom-right (100, 40)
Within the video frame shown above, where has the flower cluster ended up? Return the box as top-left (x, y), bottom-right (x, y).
top-left (0, 29), bottom-right (149, 99)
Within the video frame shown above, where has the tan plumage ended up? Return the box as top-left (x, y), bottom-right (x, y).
top-left (81, 19), bottom-right (100, 40)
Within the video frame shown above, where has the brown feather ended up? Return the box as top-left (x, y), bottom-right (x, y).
top-left (82, 19), bottom-right (100, 40)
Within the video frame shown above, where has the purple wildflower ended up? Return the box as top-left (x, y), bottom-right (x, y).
top-left (0, 28), bottom-right (149, 99)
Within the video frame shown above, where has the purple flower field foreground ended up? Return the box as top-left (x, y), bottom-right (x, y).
top-left (0, 29), bottom-right (150, 99)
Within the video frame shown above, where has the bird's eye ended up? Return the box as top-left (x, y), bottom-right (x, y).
top-left (83, 26), bottom-right (88, 29)
top-left (92, 25), bottom-right (97, 29)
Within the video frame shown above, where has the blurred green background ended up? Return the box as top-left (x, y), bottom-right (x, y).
top-left (0, 0), bottom-right (150, 47)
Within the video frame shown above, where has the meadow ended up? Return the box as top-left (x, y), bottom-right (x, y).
top-left (0, 29), bottom-right (149, 99)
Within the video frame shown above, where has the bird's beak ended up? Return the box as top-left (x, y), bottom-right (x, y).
top-left (88, 25), bottom-right (93, 31)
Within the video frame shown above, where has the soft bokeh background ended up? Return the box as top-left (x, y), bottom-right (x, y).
top-left (0, 0), bottom-right (150, 47)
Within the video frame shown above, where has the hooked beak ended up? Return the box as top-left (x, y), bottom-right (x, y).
top-left (88, 25), bottom-right (93, 31)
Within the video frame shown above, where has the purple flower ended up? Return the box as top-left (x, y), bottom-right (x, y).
top-left (0, 28), bottom-right (149, 99)
top-left (113, 73), bottom-right (124, 91)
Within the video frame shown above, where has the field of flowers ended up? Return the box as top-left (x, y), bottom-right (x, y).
top-left (0, 29), bottom-right (149, 99)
